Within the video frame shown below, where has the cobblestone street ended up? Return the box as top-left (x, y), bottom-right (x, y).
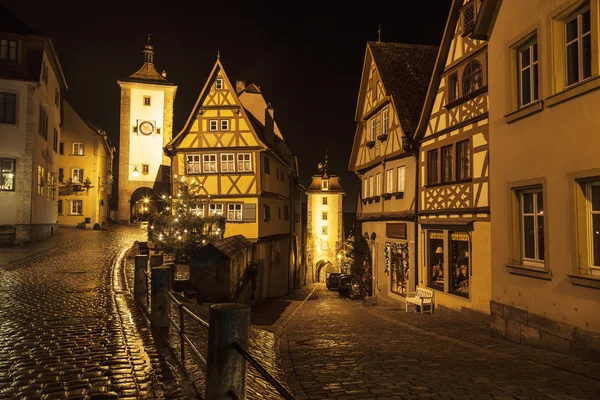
top-left (0, 226), bottom-right (192, 399)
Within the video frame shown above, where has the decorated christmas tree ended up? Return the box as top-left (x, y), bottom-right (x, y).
top-left (148, 176), bottom-right (226, 262)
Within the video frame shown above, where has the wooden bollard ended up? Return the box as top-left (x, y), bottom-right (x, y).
top-left (150, 266), bottom-right (171, 332)
top-left (205, 303), bottom-right (250, 400)
top-left (134, 255), bottom-right (148, 306)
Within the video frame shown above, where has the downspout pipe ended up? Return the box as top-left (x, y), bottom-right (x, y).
top-left (402, 135), bottom-right (419, 289)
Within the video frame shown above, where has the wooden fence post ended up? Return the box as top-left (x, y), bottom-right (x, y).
top-left (205, 303), bottom-right (250, 400)
top-left (150, 266), bottom-right (171, 332)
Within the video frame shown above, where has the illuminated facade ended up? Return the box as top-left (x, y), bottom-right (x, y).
top-left (414, 0), bottom-right (492, 316)
top-left (117, 37), bottom-right (177, 223)
top-left (349, 41), bottom-right (437, 303)
top-left (57, 101), bottom-right (114, 229)
top-left (165, 56), bottom-right (304, 296)
top-left (0, 10), bottom-right (67, 244)
top-left (306, 161), bottom-right (344, 282)
top-left (477, 0), bottom-right (600, 357)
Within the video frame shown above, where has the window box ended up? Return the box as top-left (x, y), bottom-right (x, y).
top-left (568, 274), bottom-right (600, 290)
top-left (377, 133), bottom-right (388, 142)
top-left (366, 140), bottom-right (376, 148)
top-left (505, 264), bottom-right (552, 280)
top-left (382, 193), bottom-right (393, 200)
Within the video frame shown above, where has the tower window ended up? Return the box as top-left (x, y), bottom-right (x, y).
top-left (143, 96), bottom-right (151, 106)
top-left (142, 164), bottom-right (149, 175)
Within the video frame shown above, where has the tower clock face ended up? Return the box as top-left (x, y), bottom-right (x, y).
top-left (139, 121), bottom-right (154, 135)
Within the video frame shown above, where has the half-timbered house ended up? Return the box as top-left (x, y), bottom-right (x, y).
top-left (164, 56), bottom-right (304, 297)
top-left (349, 41), bottom-right (438, 305)
top-left (414, 0), bottom-right (491, 316)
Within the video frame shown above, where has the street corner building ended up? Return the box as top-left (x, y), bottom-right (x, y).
top-left (478, 0), bottom-right (600, 359)
top-left (349, 39), bottom-right (438, 305)
top-left (163, 55), bottom-right (305, 298)
top-left (305, 160), bottom-right (345, 283)
top-left (0, 6), bottom-right (67, 244)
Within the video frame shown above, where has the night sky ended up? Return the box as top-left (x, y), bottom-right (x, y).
top-left (2, 1), bottom-right (452, 212)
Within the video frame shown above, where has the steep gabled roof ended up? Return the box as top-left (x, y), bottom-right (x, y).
top-left (414, 0), bottom-right (464, 142)
top-left (368, 41), bottom-right (439, 135)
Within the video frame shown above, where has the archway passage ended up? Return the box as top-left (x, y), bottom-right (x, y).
top-left (130, 187), bottom-right (162, 223)
top-left (315, 259), bottom-right (336, 283)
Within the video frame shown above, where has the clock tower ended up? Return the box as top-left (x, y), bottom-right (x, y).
top-left (117, 36), bottom-right (177, 223)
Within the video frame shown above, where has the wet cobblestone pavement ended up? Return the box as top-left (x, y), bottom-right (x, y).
top-left (0, 226), bottom-right (194, 399)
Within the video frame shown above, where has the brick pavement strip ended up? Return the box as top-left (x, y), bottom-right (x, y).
top-left (0, 226), bottom-right (195, 399)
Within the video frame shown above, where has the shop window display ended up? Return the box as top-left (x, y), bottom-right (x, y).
top-left (385, 242), bottom-right (409, 295)
top-left (450, 232), bottom-right (470, 297)
top-left (428, 231), bottom-right (444, 291)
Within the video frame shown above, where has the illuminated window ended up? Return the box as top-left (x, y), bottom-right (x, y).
top-left (322, 211), bottom-right (328, 220)
top-left (322, 226), bottom-right (328, 235)
top-left (71, 200), bottom-right (83, 215)
top-left (322, 242), bottom-right (328, 250)
top-left (72, 168), bottom-right (84, 183)
top-left (428, 230), bottom-right (444, 291)
top-left (221, 120), bottom-right (229, 131)
top-left (143, 96), bottom-right (151, 106)
top-left (0, 92), bottom-right (16, 124)
top-left (73, 142), bottom-right (84, 156)
top-left (209, 203), bottom-right (224, 216)
top-left (203, 154), bottom-right (217, 172)
top-left (227, 203), bottom-right (242, 221)
top-left (0, 158), bottom-right (15, 191)
top-left (323, 197), bottom-right (328, 205)
top-left (215, 78), bottom-right (224, 90)
top-left (322, 179), bottom-right (329, 190)
top-left (37, 165), bottom-right (44, 196)
top-left (398, 166), bottom-right (406, 192)
top-left (142, 164), bottom-right (149, 175)
top-left (0, 39), bottom-right (18, 61)
top-left (186, 154), bottom-right (201, 173)
top-left (209, 120), bottom-right (218, 131)
top-left (237, 153), bottom-right (252, 172)
top-left (221, 153), bottom-right (235, 172)
top-left (190, 204), bottom-right (204, 217)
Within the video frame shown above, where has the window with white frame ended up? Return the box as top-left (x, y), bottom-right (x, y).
top-left (190, 203), bottom-right (204, 217)
top-left (220, 153), bottom-right (235, 172)
top-left (364, 178), bottom-right (368, 198)
top-left (0, 39), bottom-right (18, 61)
top-left (73, 142), bottom-right (84, 156)
top-left (209, 203), bottom-right (223, 216)
top-left (518, 38), bottom-right (539, 106)
top-left (187, 154), bottom-right (201, 173)
top-left (209, 120), bottom-right (218, 131)
top-left (215, 78), bottom-right (224, 90)
top-left (370, 118), bottom-right (376, 141)
top-left (220, 120), bottom-right (229, 131)
top-left (398, 166), bottom-right (406, 192)
top-left (565, 4), bottom-right (591, 87)
top-left (237, 153), bottom-right (252, 172)
top-left (386, 169), bottom-right (393, 193)
top-left (227, 203), bottom-right (242, 221)
top-left (71, 200), bottom-right (83, 215)
top-left (72, 168), bottom-right (84, 184)
top-left (203, 154), bottom-right (217, 172)
top-left (376, 173), bottom-right (381, 196)
top-left (519, 187), bottom-right (545, 267)
top-left (0, 158), bottom-right (15, 191)
top-left (369, 175), bottom-right (374, 197)
top-left (587, 182), bottom-right (600, 274)
top-left (382, 108), bottom-right (389, 136)
top-left (322, 225), bottom-right (328, 235)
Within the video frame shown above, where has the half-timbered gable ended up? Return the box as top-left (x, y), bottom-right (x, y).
top-left (348, 40), bottom-right (438, 306)
top-left (414, 0), bottom-right (491, 315)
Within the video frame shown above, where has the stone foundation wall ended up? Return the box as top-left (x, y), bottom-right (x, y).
top-left (490, 300), bottom-right (600, 362)
top-left (3, 223), bottom-right (58, 245)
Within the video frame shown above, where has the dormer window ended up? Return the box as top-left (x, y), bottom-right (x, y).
top-left (0, 39), bottom-right (18, 62)
top-left (322, 179), bottom-right (329, 191)
top-left (215, 78), bottom-right (224, 90)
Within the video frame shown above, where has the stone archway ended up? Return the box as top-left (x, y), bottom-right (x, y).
top-left (315, 259), bottom-right (336, 283)
top-left (129, 187), bottom-right (161, 223)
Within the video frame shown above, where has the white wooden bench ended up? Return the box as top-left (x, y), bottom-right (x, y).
top-left (405, 287), bottom-right (434, 314)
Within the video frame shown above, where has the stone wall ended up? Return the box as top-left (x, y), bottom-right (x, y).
top-left (490, 300), bottom-right (600, 362)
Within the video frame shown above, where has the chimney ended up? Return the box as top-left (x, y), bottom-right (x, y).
top-left (236, 80), bottom-right (246, 93)
top-left (264, 104), bottom-right (275, 146)
top-left (162, 70), bottom-right (167, 78)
